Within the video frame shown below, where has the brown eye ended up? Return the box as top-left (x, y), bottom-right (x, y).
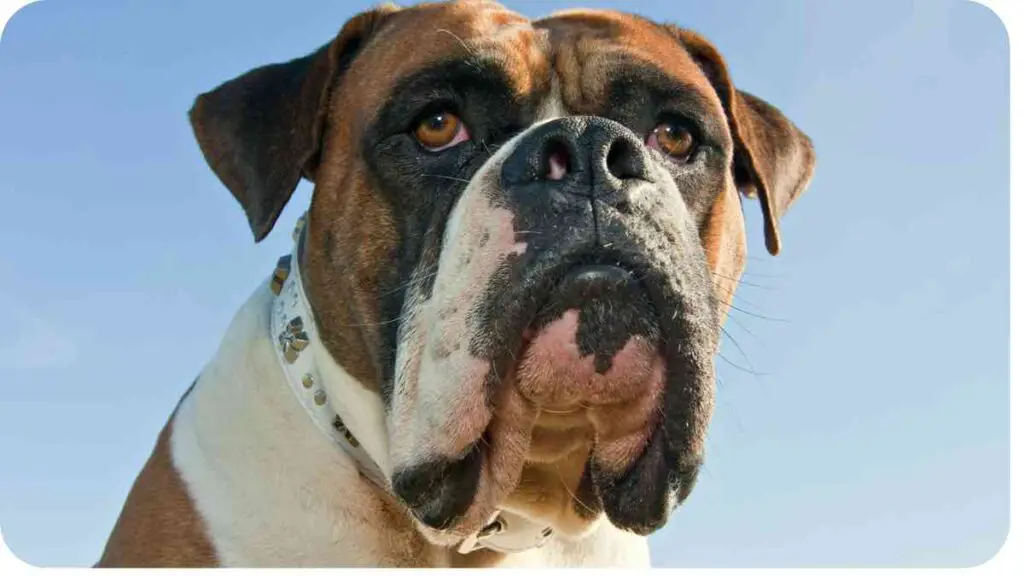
top-left (647, 122), bottom-right (696, 160)
top-left (414, 111), bottom-right (468, 150)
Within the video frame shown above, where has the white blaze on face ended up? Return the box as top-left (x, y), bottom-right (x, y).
top-left (391, 192), bottom-right (520, 465)
top-left (388, 108), bottom-right (566, 538)
top-left (537, 76), bottom-right (568, 122)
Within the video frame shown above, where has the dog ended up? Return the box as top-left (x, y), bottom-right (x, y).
top-left (96, 0), bottom-right (814, 567)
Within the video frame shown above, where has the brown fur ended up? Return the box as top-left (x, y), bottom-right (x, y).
top-left (666, 26), bottom-right (815, 255)
top-left (189, 1), bottom-right (813, 391)
top-left (509, 445), bottom-right (597, 535)
top-left (160, 0), bottom-right (815, 565)
top-left (537, 11), bottom-right (726, 127)
top-left (305, 0), bottom-right (552, 391)
top-left (701, 185), bottom-right (748, 324)
top-left (95, 391), bottom-right (217, 567)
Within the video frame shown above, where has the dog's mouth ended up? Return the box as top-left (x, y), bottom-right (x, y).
top-left (512, 262), bottom-right (697, 533)
top-left (517, 264), bottom-right (662, 410)
top-left (391, 252), bottom-right (717, 541)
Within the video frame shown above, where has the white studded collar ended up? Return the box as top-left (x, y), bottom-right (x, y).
top-left (269, 214), bottom-right (553, 556)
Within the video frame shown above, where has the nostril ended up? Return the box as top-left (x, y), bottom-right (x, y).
top-left (606, 138), bottom-right (645, 181)
top-left (544, 139), bottom-right (571, 182)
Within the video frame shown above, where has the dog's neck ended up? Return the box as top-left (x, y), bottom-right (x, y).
top-left (166, 216), bottom-right (646, 566)
top-left (270, 219), bottom-right (393, 487)
top-left (265, 214), bottom-right (553, 556)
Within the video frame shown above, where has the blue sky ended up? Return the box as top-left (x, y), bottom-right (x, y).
top-left (0, 0), bottom-right (1008, 568)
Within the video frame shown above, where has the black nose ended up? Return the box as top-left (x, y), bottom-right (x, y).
top-left (501, 117), bottom-right (654, 208)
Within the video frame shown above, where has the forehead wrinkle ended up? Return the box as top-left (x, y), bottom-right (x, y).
top-left (330, 8), bottom-right (491, 100)
top-left (342, 7), bottom-right (550, 124)
top-left (438, 23), bottom-right (550, 99)
top-left (538, 13), bottom-right (725, 125)
top-left (619, 53), bottom-right (726, 119)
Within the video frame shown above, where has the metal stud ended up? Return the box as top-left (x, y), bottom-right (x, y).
top-left (332, 415), bottom-right (360, 447)
top-left (479, 517), bottom-right (505, 539)
top-left (270, 255), bottom-right (292, 295)
top-left (302, 373), bottom-right (314, 389)
top-left (292, 213), bottom-right (307, 242)
top-left (283, 343), bottom-right (307, 364)
top-left (313, 389), bottom-right (327, 406)
top-left (279, 316), bottom-right (310, 364)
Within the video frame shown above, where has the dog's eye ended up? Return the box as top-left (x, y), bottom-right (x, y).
top-left (414, 111), bottom-right (469, 151)
top-left (647, 121), bottom-right (696, 161)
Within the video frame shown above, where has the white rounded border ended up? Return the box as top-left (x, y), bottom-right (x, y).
top-left (0, 0), bottom-right (1018, 574)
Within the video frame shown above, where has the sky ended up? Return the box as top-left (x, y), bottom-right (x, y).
top-left (0, 0), bottom-right (1009, 568)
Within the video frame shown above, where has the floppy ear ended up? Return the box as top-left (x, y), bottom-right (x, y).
top-left (667, 26), bottom-right (816, 255)
top-left (189, 5), bottom-right (399, 242)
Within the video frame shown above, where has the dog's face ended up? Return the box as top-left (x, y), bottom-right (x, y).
top-left (190, 0), bottom-right (814, 545)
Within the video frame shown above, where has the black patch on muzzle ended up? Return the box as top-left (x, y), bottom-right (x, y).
top-left (391, 445), bottom-right (485, 530)
top-left (389, 115), bottom-right (720, 535)
top-left (591, 426), bottom-right (703, 535)
top-left (533, 263), bottom-right (661, 374)
top-left (572, 464), bottom-right (603, 521)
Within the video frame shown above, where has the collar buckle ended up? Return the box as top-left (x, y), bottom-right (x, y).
top-left (456, 510), bottom-right (554, 555)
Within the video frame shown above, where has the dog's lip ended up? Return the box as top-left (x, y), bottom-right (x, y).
top-left (559, 263), bottom-right (635, 288)
top-left (524, 259), bottom-right (649, 330)
top-left (548, 261), bottom-right (640, 292)
top-left (539, 406), bottom-right (580, 415)
top-left (404, 251), bottom-right (706, 537)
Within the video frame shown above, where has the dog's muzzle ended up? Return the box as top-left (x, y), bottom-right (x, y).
top-left (492, 117), bottom-right (670, 410)
top-left (392, 116), bottom-right (719, 538)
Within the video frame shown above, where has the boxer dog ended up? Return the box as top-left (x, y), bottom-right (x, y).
top-left (97, 0), bottom-right (814, 567)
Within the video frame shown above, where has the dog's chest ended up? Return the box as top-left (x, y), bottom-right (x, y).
top-left (164, 287), bottom-right (434, 566)
top-left (164, 284), bottom-right (649, 567)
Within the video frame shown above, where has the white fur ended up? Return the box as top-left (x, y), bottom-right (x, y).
top-left (382, 96), bottom-right (583, 541)
top-left (167, 79), bottom-right (650, 565)
top-left (537, 76), bottom-right (568, 121)
top-left (169, 281), bottom-right (650, 567)
top-left (388, 94), bottom-right (567, 471)
top-left (170, 284), bottom-right (405, 566)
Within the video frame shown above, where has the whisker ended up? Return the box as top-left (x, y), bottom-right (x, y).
top-left (710, 271), bottom-right (775, 290)
top-left (719, 326), bottom-right (765, 377)
top-left (425, 173), bottom-right (473, 184)
top-left (716, 298), bottom-right (790, 323)
top-left (339, 316), bottom-right (403, 328)
top-left (722, 313), bottom-right (765, 348)
top-left (380, 268), bottom-right (439, 298)
top-left (476, 431), bottom-right (493, 452)
top-left (727, 288), bottom-right (774, 314)
top-left (716, 352), bottom-right (767, 377)
top-left (556, 466), bottom-right (597, 517)
top-left (435, 28), bottom-right (477, 60)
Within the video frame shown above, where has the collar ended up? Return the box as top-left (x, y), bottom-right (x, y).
top-left (268, 213), bottom-right (554, 555)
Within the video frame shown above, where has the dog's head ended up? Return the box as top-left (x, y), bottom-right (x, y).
top-left (189, 0), bottom-right (814, 544)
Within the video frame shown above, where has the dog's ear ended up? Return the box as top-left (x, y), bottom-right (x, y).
top-left (189, 5), bottom-right (400, 242)
top-left (667, 26), bottom-right (816, 255)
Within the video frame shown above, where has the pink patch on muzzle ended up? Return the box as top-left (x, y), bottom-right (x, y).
top-left (514, 309), bottom-right (665, 409)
